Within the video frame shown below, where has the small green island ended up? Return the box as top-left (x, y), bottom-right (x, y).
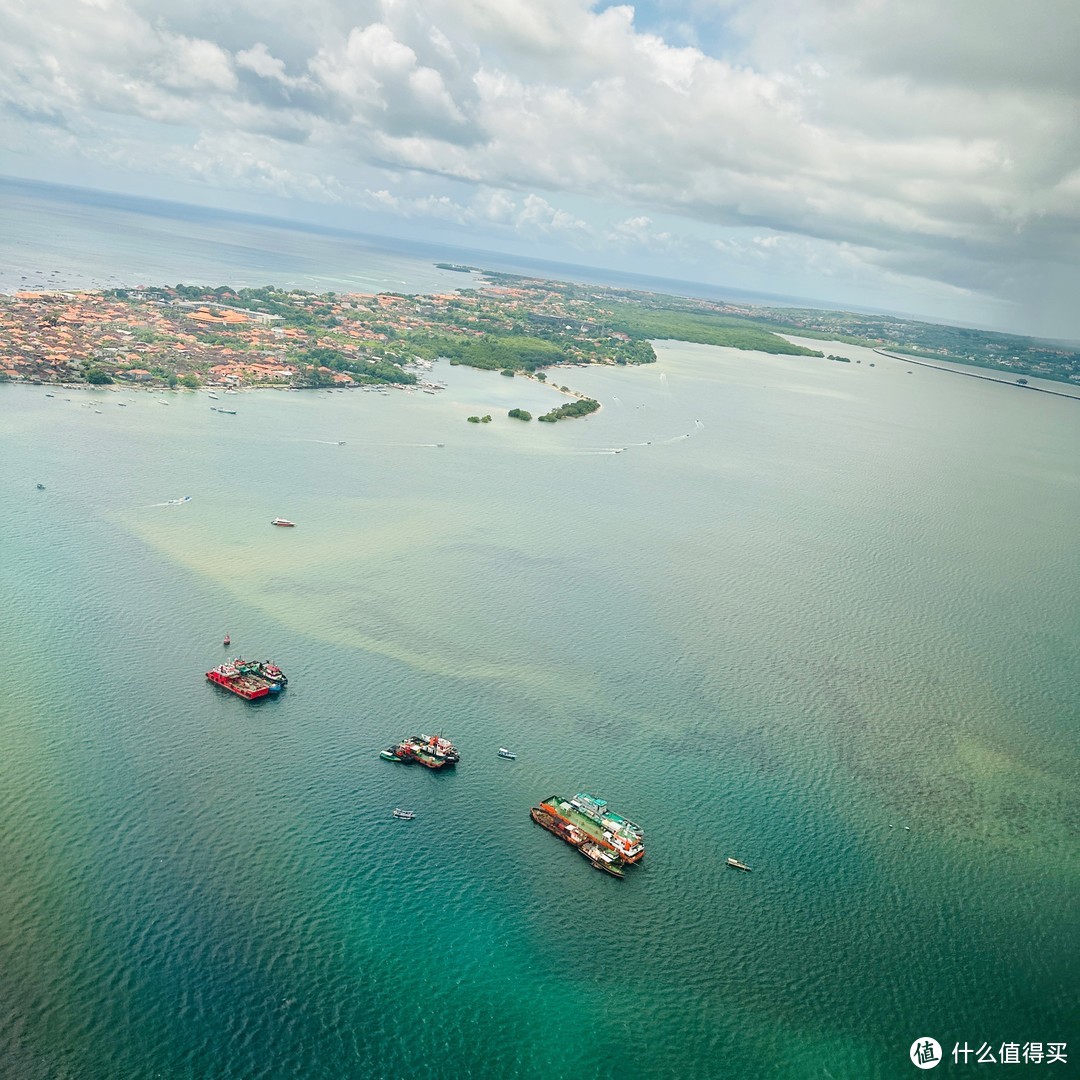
top-left (537, 397), bottom-right (600, 422)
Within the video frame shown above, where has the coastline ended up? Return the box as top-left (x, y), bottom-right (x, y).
top-left (875, 349), bottom-right (1080, 401)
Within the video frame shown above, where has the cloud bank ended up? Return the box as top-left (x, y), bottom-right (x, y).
top-left (1, 0), bottom-right (1077, 334)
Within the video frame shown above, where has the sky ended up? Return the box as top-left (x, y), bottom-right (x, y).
top-left (2, 0), bottom-right (1079, 338)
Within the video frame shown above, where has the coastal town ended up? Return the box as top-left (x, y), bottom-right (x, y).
top-left (2, 269), bottom-right (1078, 390)
top-left (0, 273), bottom-right (660, 390)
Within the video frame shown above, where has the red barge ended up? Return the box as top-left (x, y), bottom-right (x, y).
top-left (206, 658), bottom-right (288, 700)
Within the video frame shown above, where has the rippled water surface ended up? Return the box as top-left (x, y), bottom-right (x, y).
top-left (1, 341), bottom-right (1077, 1079)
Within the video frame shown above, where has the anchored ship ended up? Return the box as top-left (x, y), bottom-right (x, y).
top-left (530, 806), bottom-right (625, 878)
top-left (380, 734), bottom-right (460, 769)
top-left (206, 658), bottom-right (288, 700)
top-left (537, 793), bottom-right (645, 863)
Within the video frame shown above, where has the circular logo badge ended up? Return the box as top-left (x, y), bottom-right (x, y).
top-left (910, 1038), bottom-right (942, 1069)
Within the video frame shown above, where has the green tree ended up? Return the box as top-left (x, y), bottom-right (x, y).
top-left (508, 408), bottom-right (532, 421)
top-left (537, 397), bottom-right (600, 422)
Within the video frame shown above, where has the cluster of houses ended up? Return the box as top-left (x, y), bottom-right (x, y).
top-left (0, 291), bottom-right (309, 386)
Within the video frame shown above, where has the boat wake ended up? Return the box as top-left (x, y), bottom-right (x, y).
top-left (351, 442), bottom-right (445, 449)
top-left (577, 424), bottom-right (703, 455)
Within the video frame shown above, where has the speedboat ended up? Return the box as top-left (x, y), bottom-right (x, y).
top-left (36, 483), bottom-right (45, 490)
top-left (392, 808), bottom-right (415, 820)
top-left (726, 857), bottom-right (753, 872)
top-left (271, 518), bottom-right (296, 527)
top-left (497, 748), bottom-right (517, 760)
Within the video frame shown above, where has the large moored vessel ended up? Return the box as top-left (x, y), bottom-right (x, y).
top-left (538, 793), bottom-right (644, 863)
top-left (529, 806), bottom-right (625, 878)
top-left (380, 734), bottom-right (460, 769)
top-left (206, 658), bottom-right (288, 700)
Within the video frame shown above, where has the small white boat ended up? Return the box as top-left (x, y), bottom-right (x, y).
top-left (271, 518), bottom-right (296, 527)
top-left (497, 748), bottom-right (517, 760)
top-left (392, 808), bottom-right (415, 820)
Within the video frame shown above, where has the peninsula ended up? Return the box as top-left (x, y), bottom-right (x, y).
top-left (2, 269), bottom-right (1077, 391)
top-left (0, 273), bottom-right (820, 389)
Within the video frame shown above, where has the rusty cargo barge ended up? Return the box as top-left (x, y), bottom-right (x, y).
top-left (531, 793), bottom-right (644, 877)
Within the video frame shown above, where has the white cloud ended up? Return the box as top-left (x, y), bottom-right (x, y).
top-left (155, 35), bottom-right (237, 93)
top-left (236, 43), bottom-right (292, 83)
top-left (605, 215), bottom-right (679, 253)
top-left (515, 194), bottom-right (589, 238)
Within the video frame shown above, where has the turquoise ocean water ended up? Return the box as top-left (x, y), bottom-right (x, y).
top-left (0, 189), bottom-right (1078, 1078)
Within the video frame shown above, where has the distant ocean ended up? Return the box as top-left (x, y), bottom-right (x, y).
top-left (0, 179), bottom-right (1077, 1078)
top-left (0, 175), bottom-right (820, 309)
